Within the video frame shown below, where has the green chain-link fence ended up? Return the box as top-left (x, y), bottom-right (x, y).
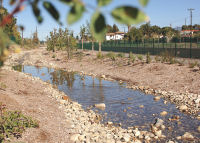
top-left (78, 38), bottom-right (200, 59)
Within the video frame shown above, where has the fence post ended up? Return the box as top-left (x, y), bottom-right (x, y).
top-left (175, 40), bottom-right (177, 57)
top-left (153, 38), bottom-right (155, 55)
top-left (190, 36), bottom-right (192, 58)
top-left (144, 39), bottom-right (145, 54)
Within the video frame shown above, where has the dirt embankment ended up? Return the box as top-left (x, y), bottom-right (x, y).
top-left (0, 68), bottom-right (71, 143)
top-left (1, 47), bottom-right (200, 142)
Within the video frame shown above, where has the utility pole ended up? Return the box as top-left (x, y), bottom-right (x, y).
top-left (185, 18), bottom-right (187, 25)
top-left (188, 8), bottom-right (194, 58)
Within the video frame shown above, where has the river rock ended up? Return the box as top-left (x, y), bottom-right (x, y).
top-left (70, 134), bottom-right (80, 142)
top-left (179, 105), bottom-right (187, 111)
top-left (160, 111), bottom-right (168, 116)
top-left (154, 130), bottom-right (162, 137)
top-left (154, 118), bottom-right (164, 128)
top-left (198, 126), bottom-right (200, 132)
top-left (182, 132), bottom-right (194, 140)
top-left (167, 140), bottom-right (174, 143)
top-left (154, 96), bottom-right (161, 101)
top-left (101, 75), bottom-right (106, 79)
top-left (123, 134), bottom-right (130, 142)
top-left (94, 103), bottom-right (106, 110)
top-left (133, 128), bottom-right (140, 137)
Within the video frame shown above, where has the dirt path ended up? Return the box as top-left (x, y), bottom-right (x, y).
top-left (0, 69), bottom-right (71, 143)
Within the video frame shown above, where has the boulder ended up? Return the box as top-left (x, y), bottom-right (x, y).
top-left (154, 118), bottom-right (164, 128)
top-left (179, 105), bottom-right (187, 112)
top-left (154, 96), bottom-right (161, 101)
top-left (182, 132), bottom-right (194, 140)
top-left (160, 111), bottom-right (168, 116)
top-left (94, 103), bottom-right (106, 110)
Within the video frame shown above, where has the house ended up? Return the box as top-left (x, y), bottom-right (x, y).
top-left (106, 32), bottom-right (125, 41)
top-left (180, 30), bottom-right (200, 37)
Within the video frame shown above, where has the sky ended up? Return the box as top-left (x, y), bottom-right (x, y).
top-left (3, 0), bottom-right (200, 40)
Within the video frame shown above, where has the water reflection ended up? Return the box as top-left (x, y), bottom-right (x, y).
top-left (13, 65), bottom-right (200, 140)
top-left (50, 70), bottom-right (75, 90)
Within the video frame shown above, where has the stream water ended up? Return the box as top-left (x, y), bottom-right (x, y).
top-left (13, 65), bottom-right (200, 140)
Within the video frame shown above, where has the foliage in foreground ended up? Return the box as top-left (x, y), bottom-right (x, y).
top-left (0, 103), bottom-right (39, 142)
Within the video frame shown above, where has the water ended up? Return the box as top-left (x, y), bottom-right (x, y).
top-left (13, 65), bottom-right (200, 140)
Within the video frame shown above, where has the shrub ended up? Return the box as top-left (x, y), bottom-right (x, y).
top-left (76, 51), bottom-right (84, 61)
top-left (117, 52), bottom-right (125, 58)
top-left (137, 55), bottom-right (143, 61)
top-left (169, 56), bottom-right (175, 64)
top-left (155, 55), bottom-right (161, 62)
top-left (189, 61), bottom-right (198, 68)
top-left (52, 54), bottom-right (56, 58)
top-left (177, 60), bottom-right (185, 66)
top-left (129, 52), bottom-right (133, 59)
top-left (96, 52), bottom-right (103, 59)
top-left (106, 52), bottom-right (116, 61)
top-left (146, 52), bottom-right (151, 64)
top-left (0, 103), bottom-right (39, 142)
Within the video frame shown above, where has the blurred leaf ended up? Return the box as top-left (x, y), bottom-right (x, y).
top-left (90, 12), bottom-right (106, 41)
top-left (31, 4), bottom-right (43, 23)
top-left (9, 0), bottom-right (16, 5)
top-left (111, 6), bottom-right (147, 25)
top-left (97, 0), bottom-right (112, 7)
top-left (67, 3), bottom-right (85, 25)
top-left (139, 0), bottom-right (149, 7)
top-left (59, 0), bottom-right (73, 5)
top-left (43, 1), bottom-right (60, 21)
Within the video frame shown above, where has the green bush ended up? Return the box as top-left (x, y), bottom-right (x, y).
top-left (0, 103), bottom-right (39, 142)
top-left (146, 52), bottom-right (151, 64)
top-left (137, 55), bottom-right (143, 61)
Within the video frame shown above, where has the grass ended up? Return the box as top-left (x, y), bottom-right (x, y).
top-left (137, 55), bottom-right (143, 61)
top-left (0, 103), bottom-right (39, 142)
top-left (117, 52), bottom-right (125, 58)
top-left (106, 52), bottom-right (116, 61)
top-left (96, 52), bottom-right (104, 59)
top-left (146, 52), bottom-right (151, 64)
top-left (128, 52), bottom-right (136, 63)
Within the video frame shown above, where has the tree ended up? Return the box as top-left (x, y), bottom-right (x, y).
top-left (140, 22), bottom-right (152, 39)
top-left (0, 7), bottom-right (21, 43)
top-left (150, 25), bottom-right (161, 38)
top-left (126, 27), bottom-right (142, 41)
top-left (106, 24), bottom-right (113, 33)
top-left (0, 0), bottom-right (150, 66)
top-left (112, 24), bottom-right (119, 32)
top-left (80, 25), bottom-right (86, 51)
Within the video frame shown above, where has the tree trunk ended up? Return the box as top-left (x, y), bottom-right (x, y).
top-left (82, 38), bottom-right (83, 51)
top-left (99, 41), bottom-right (101, 53)
top-left (92, 40), bottom-right (94, 51)
top-left (0, 0), bottom-right (3, 8)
